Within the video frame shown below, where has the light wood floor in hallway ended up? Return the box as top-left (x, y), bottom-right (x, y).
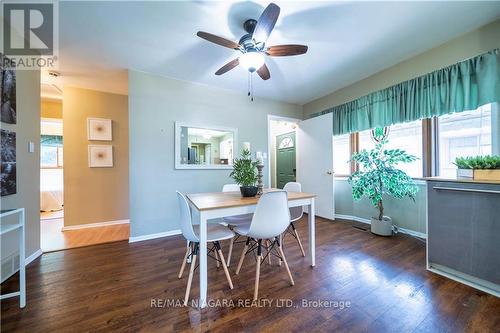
top-left (41, 211), bottom-right (130, 252)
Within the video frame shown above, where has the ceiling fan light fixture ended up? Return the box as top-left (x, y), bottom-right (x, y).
top-left (239, 52), bottom-right (265, 72)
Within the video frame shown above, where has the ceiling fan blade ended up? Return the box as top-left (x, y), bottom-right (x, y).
top-left (257, 64), bottom-right (270, 80)
top-left (252, 3), bottom-right (280, 44)
top-left (215, 58), bottom-right (240, 75)
top-left (197, 31), bottom-right (240, 50)
top-left (266, 44), bottom-right (308, 56)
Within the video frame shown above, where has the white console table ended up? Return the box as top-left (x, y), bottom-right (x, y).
top-left (0, 208), bottom-right (26, 308)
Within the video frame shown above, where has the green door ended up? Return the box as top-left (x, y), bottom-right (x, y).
top-left (276, 132), bottom-right (296, 189)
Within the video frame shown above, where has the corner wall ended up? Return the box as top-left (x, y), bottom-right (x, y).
top-left (1, 68), bottom-right (41, 281)
top-left (62, 87), bottom-right (129, 227)
top-left (335, 179), bottom-right (427, 236)
top-left (41, 100), bottom-right (62, 119)
top-left (128, 70), bottom-right (303, 238)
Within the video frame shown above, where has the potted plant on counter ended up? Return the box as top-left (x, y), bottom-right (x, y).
top-left (454, 155), bottom-right (500, 181)
top-left (348, 134), bottom-right (418, 236)
top-left (230, 148), bottom-right (259, 197)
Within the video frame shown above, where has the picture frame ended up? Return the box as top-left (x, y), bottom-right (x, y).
top-left (87, 118), bottom-right (112, 141)
top-left (88, 145), bottom-right (113, 168)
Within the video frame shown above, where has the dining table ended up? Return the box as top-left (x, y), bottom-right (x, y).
top-left (186, 188), bottom-right (316, 308)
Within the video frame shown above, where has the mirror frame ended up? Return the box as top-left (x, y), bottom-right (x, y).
top-left (174, 121), bottom-right (238, 170)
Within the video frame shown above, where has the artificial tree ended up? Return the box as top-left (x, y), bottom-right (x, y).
top-left (348, 137), bottom-right (419, 223)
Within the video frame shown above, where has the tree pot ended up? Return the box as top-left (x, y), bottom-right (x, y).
top-left (240, 186), bottom-right (258, 197)
top-left (370, 216), bottom-right (393, 236)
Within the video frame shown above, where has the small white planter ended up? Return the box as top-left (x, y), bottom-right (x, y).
top-left (370, 216), bottom-right (393, 236)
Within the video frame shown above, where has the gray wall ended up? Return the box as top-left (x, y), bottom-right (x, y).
top-left (128, 70), bottom-right (302, 237)
top-left (335, 178), bottom-right (427, 235)
top-left (1, 67), bottom-right (41, 281)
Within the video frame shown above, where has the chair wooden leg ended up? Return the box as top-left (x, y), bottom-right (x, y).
top-left (278, 234), bottom-right (283, 266)
top-left (277, 241), bottom-right (294, 286)
top-left (178, 242), bottom-right (191, 279)
top-left (215, 242), bottom-right (233, 289)
top-left (291, 223), bottom-right (306, 257)
top-left (266, 239), bottom-right (272, 265)
top-left (184, 244), bottom-right (198, 306)
top-left (227, 237), bottom-right (234, 267)
top-left (236, 237), bottom-right (250, 275)
top-left (214, 244), bottom-right (220, 268)
top-left (253, 240), bottom-right (262, 301)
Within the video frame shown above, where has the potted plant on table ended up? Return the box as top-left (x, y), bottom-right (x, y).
top-left (230, 148), bottom-right (259, 197)
top-left (454, 155), bottom-right (500, 181)
top-left (348, 133), bottom-right (419, 236)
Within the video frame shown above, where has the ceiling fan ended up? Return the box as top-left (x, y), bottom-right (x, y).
top-left (196, 3), bottom-right (308, 83)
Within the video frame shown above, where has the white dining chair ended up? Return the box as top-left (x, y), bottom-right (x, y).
top-left (176, 191), bottom-right (234, 306)
top-left (222, 184), bottom-right (252, 267)
top-left (234, 191), bottom-right (295, 300)
top-left (283, 182), bottom-right (306, 257)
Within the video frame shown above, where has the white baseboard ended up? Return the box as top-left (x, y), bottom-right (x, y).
top-left (62, 219), bottom-right (129, 231)
top-left (26, 249), bottom-right (43, 265)
top-left (129, 229), bottom-right (182, 243)
top-left (334, 214), bottom-right (426, 239)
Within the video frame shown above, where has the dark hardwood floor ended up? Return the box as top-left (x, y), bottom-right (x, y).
top-left (1, 217), bottom-right (499, 332)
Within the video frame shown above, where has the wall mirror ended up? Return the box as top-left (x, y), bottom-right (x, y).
top-left (175, 122), bottom-right (237, 169)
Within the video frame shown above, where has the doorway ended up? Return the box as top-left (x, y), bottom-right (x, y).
top-left (267, 115), bottom-right (300, 189)
top-left (276, 132), bottom-right (296, 188)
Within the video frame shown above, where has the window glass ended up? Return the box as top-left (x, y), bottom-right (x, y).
top-left (437, 105), bottom-right (492, 178)
top-left (333, 134), bottom-right (350, 175)
top-left (358, 120), bottom-right (423, 178)
top-left (41, 146), bottom-right (58, 168)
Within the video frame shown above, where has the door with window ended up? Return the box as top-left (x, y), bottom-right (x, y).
top-left (276, 132), bottom-right (296, 189)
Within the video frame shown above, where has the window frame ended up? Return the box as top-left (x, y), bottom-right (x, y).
top-left (333, 102), bottom-right (497, 180)
top-left (41, 144), bottom-right (63, 169)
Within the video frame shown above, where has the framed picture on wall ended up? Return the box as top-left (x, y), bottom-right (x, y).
top-left (87, 118), bottom-right (112, 141)
top-left (1, 129), bottom-right (16, 196)
top-left (1, 53), bottom-right (17, 124)
top-left (88, 145), bottom-right (113, 167)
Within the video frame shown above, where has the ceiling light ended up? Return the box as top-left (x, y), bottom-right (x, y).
top-left (239, 52), bottom-right (265, 72)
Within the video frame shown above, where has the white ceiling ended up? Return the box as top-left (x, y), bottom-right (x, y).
top-left (55, 1), bottom-right (500, 105)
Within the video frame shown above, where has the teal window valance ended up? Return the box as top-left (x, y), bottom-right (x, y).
top-left (311, 49), bottom-right (500, 135)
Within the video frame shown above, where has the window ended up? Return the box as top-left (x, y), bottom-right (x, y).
top-left (333, 134), bottom-right (350, 175)
top-left (437, 105), bottom-right (492, 178)
top-left (333, 102), bottom-right (497, 180)
top-left (40, 134), bottom-right (63, 168)
top-left (384, 121), bottom-right (423, 178)
top-left (358, 120), bottom-right (423, 178)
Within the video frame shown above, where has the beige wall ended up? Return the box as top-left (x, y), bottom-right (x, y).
top-left (63, 87), bottom-right (128, 227)
top-left (41, 100), bottom-right (62, 119)
top-left (303, 19), bottom-right (500, 117)
top-left (1, 68), bottom-right (41, 281)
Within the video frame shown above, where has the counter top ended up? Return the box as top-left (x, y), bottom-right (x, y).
top-left (424, 177), bottom-right (500, 185)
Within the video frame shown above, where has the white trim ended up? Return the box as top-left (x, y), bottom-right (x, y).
top-left (128, 229), bottom-right (181, 243)
top-left (334, 214), bottom-right (427, 239)
top-left (267, 114), bottom-right (302, 188)
top-left (62, 219), bottom-right (129, 231)
top-left (25, 249), bottom-right (43, 265)
top-left (428, 263), bottom-right (499, 297)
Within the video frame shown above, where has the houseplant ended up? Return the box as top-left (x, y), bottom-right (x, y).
top-left (454, 155), bottom-right (500, 181)
top-left (230, 148), bottom-right (259, 197)
top-left (348, 136), bottom-right (419, 236)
